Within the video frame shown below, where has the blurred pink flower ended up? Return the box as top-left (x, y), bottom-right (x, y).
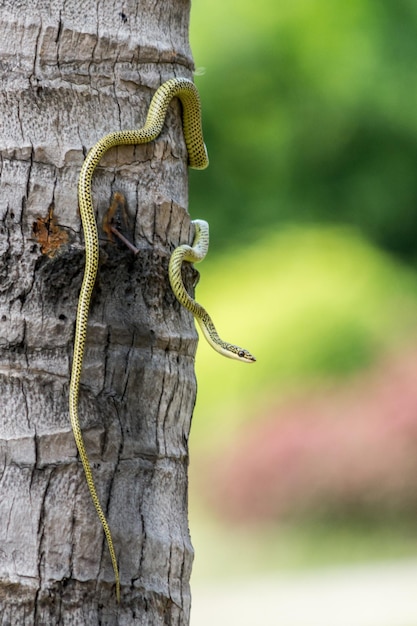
top-left (204, 346), bottom-right (417, 523)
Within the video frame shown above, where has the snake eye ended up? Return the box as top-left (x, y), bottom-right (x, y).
top-left (238, 350), bottom-right (245, 359)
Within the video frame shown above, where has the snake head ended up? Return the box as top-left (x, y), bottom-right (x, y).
top-left (225, 344), bottom-right (256, 363)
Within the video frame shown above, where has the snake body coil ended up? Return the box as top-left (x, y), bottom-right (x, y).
top-left (70, 78), bottom-right (208, 602)
top-left (169, 220), bottom-right (256, 363)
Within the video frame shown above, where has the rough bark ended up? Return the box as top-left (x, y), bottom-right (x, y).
top-left (0, 1), bottom-right (198, 623)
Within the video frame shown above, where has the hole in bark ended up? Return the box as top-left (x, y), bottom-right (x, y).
top-left (1, 316), bottom-right (6, 322)
top-left (58, 314), bottom-right (67, 321)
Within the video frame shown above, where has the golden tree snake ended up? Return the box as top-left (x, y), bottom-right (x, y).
top-left (70, 77), bottom-right (256, 602)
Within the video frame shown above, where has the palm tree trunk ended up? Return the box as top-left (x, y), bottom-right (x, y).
top-left (0, 1), bottom-right (198, 623)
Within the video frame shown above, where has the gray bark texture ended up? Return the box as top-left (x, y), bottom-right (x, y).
top-left (0, 1), bottom-right (199, 624)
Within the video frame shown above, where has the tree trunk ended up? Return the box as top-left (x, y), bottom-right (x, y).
top-left (0, 1), bottom-right (198, 623)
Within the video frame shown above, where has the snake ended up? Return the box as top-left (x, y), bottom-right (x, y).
top-left (69, 78), bottom-right (208, 602)
top-left (169, 220), bottom-right (256, 363)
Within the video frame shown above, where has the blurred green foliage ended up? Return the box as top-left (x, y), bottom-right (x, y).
top-left (190, 0), bottom-right (417, 260)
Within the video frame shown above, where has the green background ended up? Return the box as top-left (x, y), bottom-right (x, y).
top-left (187, 0), bottom-right (417, 579)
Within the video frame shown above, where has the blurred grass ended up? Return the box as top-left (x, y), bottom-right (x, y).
top-left (191, 224), bottom-right (417, 448)
top-left (190, 513), bottom-right (417, 582)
